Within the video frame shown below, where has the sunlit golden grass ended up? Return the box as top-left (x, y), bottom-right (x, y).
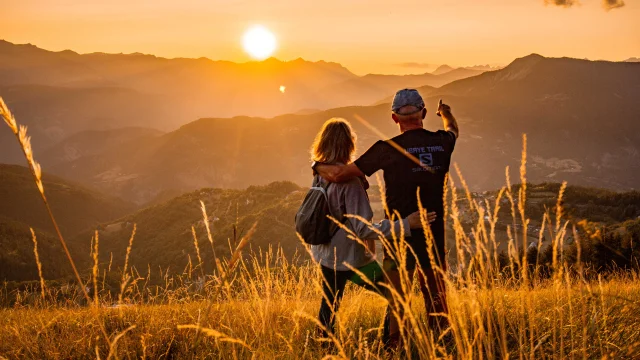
top-left (2, 272), bottom-right (640, 358)
top-left (2, 96), bottom-right (640, 359)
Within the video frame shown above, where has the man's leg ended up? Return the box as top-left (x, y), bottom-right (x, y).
top-left (418, 259), bottom-right (449, 333)
top-left (318, 265), bottom-right (351, 337)
top-left (382, 257), bottom-right (415, 347)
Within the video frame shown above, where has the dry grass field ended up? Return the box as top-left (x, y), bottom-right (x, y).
top-left (1, 259), bottom-right (640, 359)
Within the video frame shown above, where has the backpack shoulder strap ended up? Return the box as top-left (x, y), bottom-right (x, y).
top-left (311, 175), bottom-right (330, 194)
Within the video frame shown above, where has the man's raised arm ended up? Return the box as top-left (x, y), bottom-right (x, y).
top-left (314, 163), bottom-right (364, 183)
top-left (437, 99), bottom-right (459, 138)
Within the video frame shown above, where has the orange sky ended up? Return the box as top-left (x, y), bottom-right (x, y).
top-left (1, 0), bottom-right (639, 75)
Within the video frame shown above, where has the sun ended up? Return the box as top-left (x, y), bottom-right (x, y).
top-left (243, 25), bottom-right (277, 60)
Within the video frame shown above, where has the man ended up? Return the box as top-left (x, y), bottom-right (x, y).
top-left (315, 88), bottom-right (459, 345)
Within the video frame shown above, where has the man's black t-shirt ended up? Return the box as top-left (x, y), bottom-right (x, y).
top-left (354, 128), bottom-right (456, 262)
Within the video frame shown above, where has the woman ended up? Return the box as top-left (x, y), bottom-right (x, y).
top-left (308, 118), bottom-right (435, 337)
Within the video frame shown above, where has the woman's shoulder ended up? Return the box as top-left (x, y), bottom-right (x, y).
top-left (329, 177), bottom-right (367, 195)
top-left (323, 176), bottom-right (362, 186)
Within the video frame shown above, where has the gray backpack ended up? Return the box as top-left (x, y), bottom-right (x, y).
top-left (295, 176), bottom-right (342, 245)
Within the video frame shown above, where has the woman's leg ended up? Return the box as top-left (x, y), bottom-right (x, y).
top-left (318, 266), bottom-right (351, 336)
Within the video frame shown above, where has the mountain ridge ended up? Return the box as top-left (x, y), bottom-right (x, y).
top-left (432, 65), bottom-right (455, 75)
top-left (0, 40), bottom-right (483, 165)
top-left (40, 54), bottom-right (640, 202)
top-left (0, 39), bottom-right (355, 82)
top-left (39, 127), bottom-right (164, 166)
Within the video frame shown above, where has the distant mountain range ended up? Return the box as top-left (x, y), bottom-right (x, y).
top-left (432, 65), bottom-right (455, 75)
top-left (461, 64), bottom-right (502, 71)
top-left (314, 67), bottom-right (482, 109)
top-left (32, 54), bottom-right (640, 203)
top-left (432, 64), bottom-right (501, 75)
top-left (0, 40), bottom-right (482, 164)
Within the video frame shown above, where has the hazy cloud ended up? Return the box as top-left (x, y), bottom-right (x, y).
top-left (544, 0), bottom-right (625, 11)
top-left (544, 0), bottom-right (578, 7)
top-left (602, 0), bottom-right (625, 11)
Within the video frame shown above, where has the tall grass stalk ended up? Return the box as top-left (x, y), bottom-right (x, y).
top-left (118, 224), bottom-right (137, 304)
top-left (29, 228), bottom-right (45, 300)
top-left (92, 231), bottom-right (100, 307)
top-left (200, 200), bottom-right (218, 270)
top-left (191, 226), bottom-right (205, 277)
top-left (121, 224), bottom-right (136, 284)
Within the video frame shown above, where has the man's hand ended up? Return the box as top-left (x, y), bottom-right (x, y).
top-left (407, 210), bottom-right (436, 229)
top-left (436, 99), bottom-right (451, 117)
top-left (315, 163), bottom-right (364, 183)
top-left (436, 99), bottom-right (459, 139)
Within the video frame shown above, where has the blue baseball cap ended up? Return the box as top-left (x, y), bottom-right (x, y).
top-left (392, 89), bottom-right (425, 114)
